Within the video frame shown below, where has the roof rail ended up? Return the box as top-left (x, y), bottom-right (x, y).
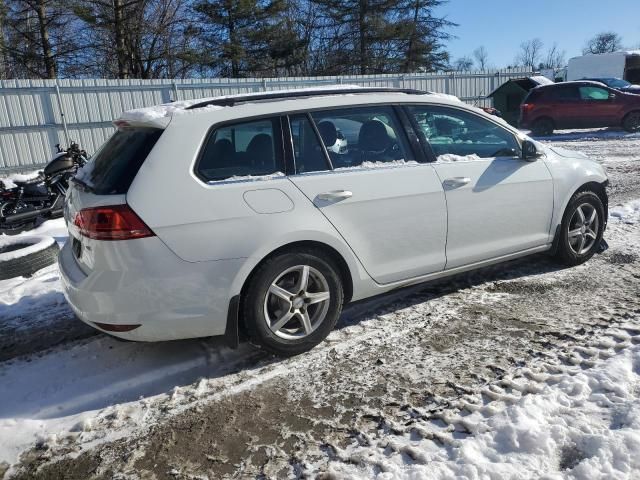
top-left (185, 87), bottom-right (430, 110)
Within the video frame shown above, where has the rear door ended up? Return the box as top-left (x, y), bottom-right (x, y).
top-left (407, 105), bottom-right (553, 269)
top-left (286, 106), bottom-right (447, 284)
top-left (65, 127), bottom-right (162, 273)
top-left (546, 85), bottom-right (581, 128)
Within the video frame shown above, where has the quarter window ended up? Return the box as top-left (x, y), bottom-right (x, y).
top-left (196, 118), bottom-right (283, 182)
top-left (310, 106), bottom-right (412, 168)
top-left (408, 106), bottom-right (520, 159)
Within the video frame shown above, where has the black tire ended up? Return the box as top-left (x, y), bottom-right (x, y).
top-left (531, 117), bottom-right (554, 136)
top-left (0, 236), bottom-right (60, 280)
top-left (622, 111), bottom-right (640, 133)
top-left (554, 191), bottom-right (605, 266)
top-left (0, 220), bottom-right (37, 236)
top-left (242, 249), bottom-right (344, 356)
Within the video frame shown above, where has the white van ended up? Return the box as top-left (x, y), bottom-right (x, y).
top-left (567, 51), bottom-right (640, 83)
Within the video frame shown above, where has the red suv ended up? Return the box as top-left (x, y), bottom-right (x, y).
top-left (520, 81), bottom-right (640, 135)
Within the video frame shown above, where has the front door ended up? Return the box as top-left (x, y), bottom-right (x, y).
top-left (576, 85), bottom-right (622, 127)
top-left (407, 104), bottom-right (554, 269)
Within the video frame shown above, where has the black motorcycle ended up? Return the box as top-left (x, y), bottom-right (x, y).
top-left (0, 142), bottom-right (88, 234)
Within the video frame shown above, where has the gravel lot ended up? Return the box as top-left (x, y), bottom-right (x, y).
top-left (1, 128), bottom-right (639, 479)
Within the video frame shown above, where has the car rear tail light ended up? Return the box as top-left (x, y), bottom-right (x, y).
top-left (74, 205), bottom-right (155, 241)
top-left (521, 103), bottom-right (534, 113)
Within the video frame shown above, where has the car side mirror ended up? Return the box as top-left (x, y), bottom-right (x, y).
top-left (522, 139), bottom-right (541, 161)
top-left (609, 92), bottom-right (617, 100)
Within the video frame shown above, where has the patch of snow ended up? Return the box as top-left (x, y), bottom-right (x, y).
top-left (118, 84), bottom-right (364, 125)
top-left (334, 160), bottom-right (419, 172)
top-left (0, 236), bottom-right (55, 262)
top-left (530, 75), bottom-right (554, 86)
top-left (428, 92), bottom-right (461, 102)
top-left (436, 153), bottom-right (482, 163)
top-left (206, 171), bottom-right (286, 184)
top-left (0, 170), bottom-right (42, 190)
top-left (610, 200), bottom-right (640, 224)
top-left (312, 345), bottom-right (640, 479)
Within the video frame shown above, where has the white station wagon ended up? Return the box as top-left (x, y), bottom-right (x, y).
top-left (59, 87), bottom-right (608, 355)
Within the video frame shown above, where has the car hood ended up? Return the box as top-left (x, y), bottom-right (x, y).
top-left (547, 146), bottom-right (589, 160)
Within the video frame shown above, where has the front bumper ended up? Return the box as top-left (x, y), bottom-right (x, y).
top-left (58, 239), bottom-right (245, 341)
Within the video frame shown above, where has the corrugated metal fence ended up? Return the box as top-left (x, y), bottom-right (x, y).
top-left (0, 68), bottom-right (533, 172)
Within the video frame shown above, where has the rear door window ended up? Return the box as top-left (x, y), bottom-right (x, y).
top-left (196, 118), bottom-right (284, 182)
top-left (549, 86), bottom-right (579, 101)
top-left (309, 106), bottom-right (412, 168)
top-left (77, 127), bottom-right (162, 195)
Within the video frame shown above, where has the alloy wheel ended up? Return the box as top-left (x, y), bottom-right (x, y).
top-left (567, 203), bottom-right (599, 256)
top-left (263, 265), bottom-right (331, 340)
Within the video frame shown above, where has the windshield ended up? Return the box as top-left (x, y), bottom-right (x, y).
top-left (604, 78), bottom-right (631, 88)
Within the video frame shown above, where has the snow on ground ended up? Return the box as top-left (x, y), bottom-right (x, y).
top-left (0, 195), bottom-right (637, 478)
top-left (0, 128), bottom-right (639, 478)
top-left (0, 217), bottom-right (87, 363)
top-left (313, 344), bottom-right (640, 479)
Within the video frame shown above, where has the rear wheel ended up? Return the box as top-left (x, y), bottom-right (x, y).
top-left (531, 117), bottom-right (554, 136)
top-left (554, 191), bottom-right (604, 266)
top-left (622, 111), bottom-right (640, 133)
top-left (242, 250), bottom-right (344, 356)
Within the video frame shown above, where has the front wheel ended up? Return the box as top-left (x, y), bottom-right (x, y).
top-left (622, 111), bottom-right (640, 133)
top-left (242, 250), bottom-right (344, 356)
top-left (555, 191), bottom-right (605, 266)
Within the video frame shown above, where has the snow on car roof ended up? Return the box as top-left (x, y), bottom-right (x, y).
top-left (117, 85), bottom-right (462, 128)
top-left (118, 85), bottom-right (365, 127)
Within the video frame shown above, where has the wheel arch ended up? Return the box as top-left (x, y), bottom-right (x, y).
top-left (551, 179), bottom-right (609, 253)
top-left (570, 180), bottom-right (608, 223)
top-left (227, 240), bottom-right (356, 344)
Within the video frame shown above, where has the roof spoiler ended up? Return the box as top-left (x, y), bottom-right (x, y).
top-left (185, 88), bottom-right (431, 110)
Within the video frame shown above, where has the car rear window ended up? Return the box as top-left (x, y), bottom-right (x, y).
top-left (77, 127), bottom-right (162, 195)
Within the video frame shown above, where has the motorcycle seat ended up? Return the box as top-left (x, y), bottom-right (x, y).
top-left (13, 173), bottom-right (45, 186)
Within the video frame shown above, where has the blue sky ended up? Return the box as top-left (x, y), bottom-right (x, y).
top-left (435, 0), bottom-right (640, 68)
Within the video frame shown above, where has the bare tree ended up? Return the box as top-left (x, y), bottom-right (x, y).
top-left (583, 31), bottom-right (622, 55)
top-left (473, 45), bottom-right (488, 70)
top-left (453, 55), bottom-right (473, 71)
top-left (516, 38), bottom-right (543, 69)
top-left (542, 42), bottom-right (565, 69)
top-left (73, 0), bottom-right (198, 79)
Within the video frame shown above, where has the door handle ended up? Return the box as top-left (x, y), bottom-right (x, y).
top-left (316, 190), bottom-right (353, 202)
top-left (442, 177), bottom-right (471, 189)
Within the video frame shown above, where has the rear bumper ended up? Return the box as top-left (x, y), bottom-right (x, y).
top-left (58, 238), bottom-right (245, 341)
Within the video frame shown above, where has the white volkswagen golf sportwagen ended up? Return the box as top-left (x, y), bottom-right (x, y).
top-left (59, 87), bottom-right (608, 355)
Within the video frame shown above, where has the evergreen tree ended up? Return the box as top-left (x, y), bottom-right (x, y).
top-left (394, 0), bottom-right (454, 72)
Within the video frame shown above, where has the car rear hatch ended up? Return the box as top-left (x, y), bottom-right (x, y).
top-left (65, 126), bottom-right (163, 274)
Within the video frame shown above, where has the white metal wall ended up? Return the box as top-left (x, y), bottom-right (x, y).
top-left (0, 68), bottom-right (533, 172)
